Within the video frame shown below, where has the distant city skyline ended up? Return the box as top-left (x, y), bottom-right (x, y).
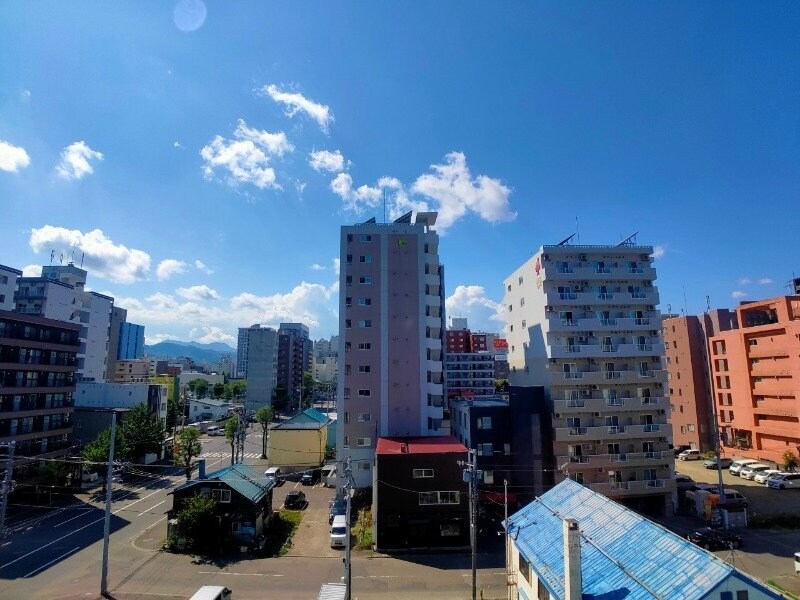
top-left (1, 3), bottom-right (798, 344)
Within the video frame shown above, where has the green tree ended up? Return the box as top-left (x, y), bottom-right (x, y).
top-left (495, 378), bottom-right (510, 392)
top-left (255, 406), bottom-right (274, 459)
top-left (174, 492), bottom-right (219, 552)
top-left (176, 427), bottom-right (202, 480)
top-left (82, 426), bottom-right (130, 473)
top-left (782, 449), bottom-right (798, 472)
top-left (231, 380), bottom-right (246, 398)
top-left (166, 395), bottom-right (180, 432)
top-left (212, 382), bottom-right (225, 398)
top-left (224, 415), bottom-right (239, 465)
top-left (121, 403), bottom-right (165, 461)
top-left (223, 385), bottom-right (234, 401)
top-left (303, 371), bottom-right (316, 406)
top-left (189, 378), bottom-right (209, 399)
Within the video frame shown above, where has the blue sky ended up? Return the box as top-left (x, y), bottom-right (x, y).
top-left (1, 2), bottom-right (798, 346)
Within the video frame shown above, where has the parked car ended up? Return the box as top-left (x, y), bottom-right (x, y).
top-left (284, 490), bottom-right (306, 509)
top-left (329, 499), bottom-right (347, 524)
top-left (673, 445), bottom-right (692, 457)
top-left (729, 459), bottom-right (760, 476)
top-left (264, 467), bottom-right (283, 485)
top-left (739, 463), bottom-right (772, 480)
top-left (703, 457), bottom-right (733, 470)
top-left (687, 527), bottom-right (743, 551)
top-left (677, 449), bottom-right (701, 461)
top-left (301, 468), bottom-right (321, 486)
top-left (753, 469), bottom-right (782, 484)
top-left (675, 474), bottom-right (695, 492)
top-left (720, 490), bottom-right (749, 508)
top-left (767, 473), bottom-right (800, 490)
top-left (330, 514), bottom-right (348, 548)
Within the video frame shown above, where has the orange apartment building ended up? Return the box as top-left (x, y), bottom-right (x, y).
top-left (708, 296), bottom-right (800, 465)
top-left (664, 309), bottom-right (737, 451)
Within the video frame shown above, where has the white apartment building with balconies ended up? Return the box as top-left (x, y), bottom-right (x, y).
top-left (337, 212), bottom-right (446, 488)
top-left (503, 242), bottom-right (675, 513)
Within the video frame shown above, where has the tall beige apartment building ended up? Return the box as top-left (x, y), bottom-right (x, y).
top-left (504, 242), bottom-right (675, 513)
top-left (337, 213), bottom-right (446, 488)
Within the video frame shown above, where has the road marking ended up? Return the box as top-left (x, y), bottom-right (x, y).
top-left (197, 571), bottom-right (284, 577)
top-left (23, 546), bottom-right (81, 578)
top-left (137, 500), bottom-right (166, 517)
top-left (130, 515), bottom-right (167, 541)
top-left (354, 575), bottom-right (399, 579)
top-left (54, 509), bottom-right (95, 528)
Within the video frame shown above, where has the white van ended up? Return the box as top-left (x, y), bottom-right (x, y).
top-left (265, 467), bottom-right (283, 485)
top-left (330, 515), bottom-right (348, 549)
top-left (729, 458), bottom-right (759, 476)
top-left (207, 425), bottom-right (222, 436)
top-left (190, 586), bottom-right (232, 600)
top-left (794, 552), bottom-right (800, 575)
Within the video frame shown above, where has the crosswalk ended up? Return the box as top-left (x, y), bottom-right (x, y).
top-left (201, 451), bottom-right (262, 459)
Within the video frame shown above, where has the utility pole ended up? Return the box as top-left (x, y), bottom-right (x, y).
top-left (237, 411), bottom-right (246, 464)
top-left (100, 412), bottom-right (117, 597)
top-left (504, 478), bottom-right (510, 600)
top-left (460, 449), bottom-right (478, 600)
top-left (343, 457), bottom-right (353, 600)
top-left (0, 441), bottom-right (16, 536)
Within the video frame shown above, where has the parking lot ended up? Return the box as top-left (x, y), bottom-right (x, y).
top-left (275, 477), bottom-right (344, 558)
top-left (675, 456), bottom-right (800, 515)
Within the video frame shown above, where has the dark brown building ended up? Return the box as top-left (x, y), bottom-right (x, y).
top-left (277, 324), bottom-right (312, 411)
top-left (373, 436), bottom-right (469, 551)
top-left (0, 310), bottom-right (80, 469)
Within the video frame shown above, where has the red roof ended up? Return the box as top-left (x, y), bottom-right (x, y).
top-left (375, 436), bottom-right (468, 455)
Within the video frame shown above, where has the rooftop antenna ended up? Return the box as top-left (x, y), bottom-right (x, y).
top-left (49, 250), bottom-right (55, 265)
top-left (80, 252), bottom-right (85, 268)
top-left (383, 188), bottom-right (387, 224)
top-left (617, 232), bottom-right (639, 247)
top-left (683, 284), bottom-right (689, 316)
top-left (556, 233), bottom-right (576, 246)
top-left (575, 216), bottom-right (579, 244)
top-left (59, 252), bottom-right (64, 265)
top-left (706, 295), bottom-right (711, 312)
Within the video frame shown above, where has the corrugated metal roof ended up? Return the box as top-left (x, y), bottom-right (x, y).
top-left (375, 436), bottom-right (467, 455)
top-left (507, 479), bottom-right (751, 600)
top-left (175, 464), bottom-right (275, 504)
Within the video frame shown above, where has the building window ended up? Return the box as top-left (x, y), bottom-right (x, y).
top-left (344, 436), bottom-right (350, 448)
top-left (520, 297), bottom-right (525, 306)
top-left (521, 319), bottom-right (526, 328)
top-left (477, 443), bottom-right (493, 456)
top-left (504, 443), bottom-right (511, 455)
top-left (483, 470), bottom-right (494, 484)
top-left (413, 468), bottom-right (434, 478)
top-left (519, 555), bottom-right (531, 583)
top-left (344, 412), bottom-right (350, 424)
top-left (418, 491), bottom-right (460, 505)
top-left (476, 416), bottom-right (492, 430)
top-left (736, 591), bottom-right (749, 600)
top-left (357, 437), bottom-right (371, 447)
top-left (359, 276), bottom-right (373, 284)
top-left (359, 255), bottom-right (372, 263)
top-left (358, 342), bottom-right (371, 350)
top-left (358, 297), bottom-right (372, 306)
top-left (359, 460), bottom-right (371, 470)
top-left (357, 389), bottom-right (371, 397)
top-left (345, 319), bottom-right (352, 329)
top-left (358, 320), bottom-right (372, 328)
top-left (359, 234), bottom-right (372, 242)
top-left (357, 412), bottom-right (371, 422)
top-left (519, 276), bottom-right (524, 285)
top-left (211, 489), bottom-right (232, 503)
top-left (571, 472), bottom-right (584, 484)
top-left (358, 365), bottom-right (371, 373)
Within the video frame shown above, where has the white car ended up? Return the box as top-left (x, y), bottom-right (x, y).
top-left (754, 469), bottom-right (782, 484)
top-left (740, 463), bottom-right (772, 480)
top-left (729, 458), bottom-right (760, 476)
top-left (767, 473), bottom-right (800, 490)
top-left (677, 449), bottom-right (701, 461)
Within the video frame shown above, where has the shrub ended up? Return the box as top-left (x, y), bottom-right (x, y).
top-left (353, 510), bottom-right (373, 550)
top-left (782, 450), bottom-right (798, 472)
top-left (261, 510), bottom-right (303, 557)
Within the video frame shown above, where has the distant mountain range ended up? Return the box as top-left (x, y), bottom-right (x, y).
top-left (144, 340), bottom-right (236, 363)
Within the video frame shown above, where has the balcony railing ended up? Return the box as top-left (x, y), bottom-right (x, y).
top-left (566, 399), bottom-right (586, 408)
top-left (603, 371), bottom-right (622, 379)
top-left (599, 319), bottom-right (617, 326)
top-left (559, 293), bottom-right (578, 301)
top-left (642, 424), bottom-right (661, 433)
top-left (601, 344), bottom-right (617, 352)
top-left (628, 268), bottom-right (645, 274)
top-left (564, 372), bottom-right (584, 380)
top-left (607, 426), bottom-right (626, 434)
top-left (595, 268), bottom-right (612, 274)
top-left (569, 427), bottom-right (587, 436)
top-left (635, 318), bottom-right (651, 325)
top-left (597, 293), bottom-right (615, 300)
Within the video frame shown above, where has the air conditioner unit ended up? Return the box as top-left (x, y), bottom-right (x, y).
top-left (660, 437), bottom-right (668, 443)
top-left (656, 382), bottom-right (663, 389)
top-left (590, 358), bottom-right (597, 364)
top-left (543, 254), bottom-right (550, 261)
top-left (595, 440), bottom-right (602, 445)
top-left (593, 412), bottom-right (601, 417)
top-left (578, 336), bottom-right (587, 343)
top-left (641, 254), bottom-right (650, 261)
top-left (554, 413), bottom-right (562, 419)
top-left (584, 306), bottom-right (592, 311)
top-left (591, 384), bottom-right (599, 390)
top-left (550, 358), bottom-right (558, 364)
top-left (583, 281), bottom-right (589, 286)
top-left (659, 409), bottom-right (666, 415)
top-left (547, 306), bottom-right (554, 312)
top-left (583, 444), bottom-right (595, 450)
top-left (596, 467), bottom-right (603, 473)
top-left (573, 285), bottom-right (582, 291)
top-left (580, 254), bottom-right (587, 261)
top-left (648, 305), bottom-right (655, 311)
top-left (650, 330), bottom-right (658, 336)
top-left (581, 390), bottom-right (591, 397)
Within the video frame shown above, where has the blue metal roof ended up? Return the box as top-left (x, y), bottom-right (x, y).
top-left (506, 479), bottom-right (780, 600)
top-left (175, 464), bottom-right (275, 504)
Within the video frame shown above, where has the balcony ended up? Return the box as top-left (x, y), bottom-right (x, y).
top-left (551, 369), bottom-right (665, 387)
top-left (554, 423), bottom-right (670, 442)
top-left (590, 478), bottom-right (675, 497)
top-left (554, 396), bottom-right (666, 414)
top-left (546, 290), bottom-right (660, 307)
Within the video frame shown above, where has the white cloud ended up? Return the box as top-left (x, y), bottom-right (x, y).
top-left (412, 152), bottom-right (515, 231)
top-left (156, 259), bottom-right (188, 281)
top-left (188, 326), bottom-right (236, 346)
top-left (738, 277), bottom-right (752, 285)
top-left (332, 258), bottom-right (340, 275)
top-left (732, 291), bottom-right (748, 299)
top-left (295, 180), bottom-right (306, 198)
top-left (173, 141), bottom-right (182, 148)
top-left (260, 84), bottom-right (334, 133)
top-left (195, 260), bottom-right (214, 275)
top-left (309, 149), bottom-right (346, 173)
top-left (310, 263), bottom-right (325, 271)
top-left (200, 119), bottom-right (293, 190)
top-left (445, 285), bottom-right (506, 332)
top-left (0, 141), bottom-right (31, 172)
top-left (56, 141), bottom-right (103, 180)
top-left (231, 282), bottom-right (336, 329)
top-left (29, 226), bottom-right (150, 284)
top-left (758, 278), bottom-right (773, 285)
top-left (652, 245), bottom-right (666, 259)
top-left (176, 284), bottom-right (220, 301)
top-left (144, 332), bottom-right (175, 345)
top-left (330, 173), bottom-right (385, 212)
top-left (22, 264), bottom-right (41, 277)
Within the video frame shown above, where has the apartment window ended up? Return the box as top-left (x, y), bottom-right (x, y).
top-left (519, 276), bottom-right (524, 285)
top-left (688, 424), bottom-right (695, 432)
top-left (538, 580), bottom-right (551, 600)
top-left (211, 489), bottom-right (232, 503)
top-left (346, 275), bottom-right (352, 286)
top-left (476, 416), bottom-right (492, 430)
top-left (748, 339), bottom-right (758, 346)
top-left (358, 389), bottom-right (371, 397)
top-left (345, 342), bottom-right (351, 352)
top-left (520, 297), bottom-right (525, 306)
top-left (359, 255), bottom-right (372, 263)
top-left (0, 295), bottom-right (4, 304)
top-left (521, 319), bottom-right (526, 328)
top-left (344, 436), bottom-right (350, 448)
top-left (359, 461), bottom-right (371, 471)
top-left (344, 412), bottom-right (350, 424)
top-left (345, 365), bottom-right (352, 375)
top-left (510, 325), bottom-right (514, 332)
top-left (359, 276), bottom-right (373, 284)
top-left (346, 254), bottom-right (353, 263)
top-left (357, 437), bottom-right (371, 447)
top-left (358, 342), bottom-right (372, 350)
top-left (413, 468), bottom-right (434, 478)
top-left (483, 470), bottom-right (495, 484)
top-left (345, 319), bottom-right (352, 329)
top-left (477, 443), bottom-right (493, 456)
top-left (358, 365), bottom-right (371, 373)
top-left (358, 320), bottom-right (372, 328)
top-left (736, 591), bottom-right (749, 600)
top-left (345, 297), bottom-right (352, 307)
top-left (519, 555), bottom-right (531, 584)
top-left (681, 426), bottom-right (686, 434)
top-left (0, 275), bottom-right (7, 284)
top-left (504, 443), bottom-right (511, 455)
top-left (347, 234), bottom-right (353, 242)
top-left (508, 304), bottom-right (512, 312)
top-left (358, 297), bottom-right (372, 306)
top-left (357, 412), bottom-right (371, 422)
top-left (359, 234), bottom-right (372, 242)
